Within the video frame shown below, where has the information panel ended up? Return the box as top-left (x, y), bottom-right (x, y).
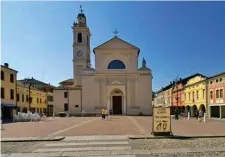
top-left (152, 107), bottom-right (171, 134)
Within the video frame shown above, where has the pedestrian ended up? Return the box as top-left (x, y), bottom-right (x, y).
top-left (199, 109), bottom-right (203, 122)
top-left (195, 109), bottom-right (199, 120)
top-left (101, 108), bottom-right (105, 120)
top-left (105, 109), bottom-right (108, 120)
top-left (175, 109), bottom-right (179, 120)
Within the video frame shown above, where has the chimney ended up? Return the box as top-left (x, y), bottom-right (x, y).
top-left (4, 63), bottom-right (9, 68)
top-left (31, 77), bottom-right (33, 79)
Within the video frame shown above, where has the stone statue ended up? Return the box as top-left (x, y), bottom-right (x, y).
top-left (142, 58), bottom-right (146, 68)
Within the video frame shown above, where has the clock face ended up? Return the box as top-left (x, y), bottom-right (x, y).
top-left (77, 51), bottom-right (83, 57)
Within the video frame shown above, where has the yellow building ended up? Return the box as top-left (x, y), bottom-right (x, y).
top-left (1, 63), bottom-right (18, 122)
top-left (183, 74), bottom-right (207, 116)
top-left (17, 80), bottom-right (48, 114)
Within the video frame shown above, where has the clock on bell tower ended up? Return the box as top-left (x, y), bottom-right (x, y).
top-left (72, 5), bottom-right (91, 87)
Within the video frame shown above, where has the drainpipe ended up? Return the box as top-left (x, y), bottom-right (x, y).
top-left (206, 80), bottom-right (209, 117)
top-left (67, 89), bottom-right (69, 117)
top-left (126, 76), bottom-right (128, 115)
top-left (15, 75), bottom-right (18, 114)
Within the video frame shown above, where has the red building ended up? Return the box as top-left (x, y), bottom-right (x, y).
top-left (207, 72), bottom-right (225, 119)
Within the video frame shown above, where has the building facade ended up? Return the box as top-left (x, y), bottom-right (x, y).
top-left (17, 80), bottom-right (48, 114)
top-left (54, 9), bottom-right (153, 116)
top-left (18, 78), bottom-right (55, 116)
top-left (155, 89), bottom-right (165, 107)
top-left (207, 72), bottom-right (225, 119)
top-left (155, 83), bottom-right (173, 107)
top-left (183, 74), bottom-right (207, 116)
top-left (172, 78), bottom-right (185, 112)
top-left (1, 63), bottom-right (18, 122)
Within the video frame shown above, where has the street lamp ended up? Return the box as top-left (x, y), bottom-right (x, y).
top-left (24, 78), bottom-right (35, 112)
top-left (172, 75), bottom-right (179, 113)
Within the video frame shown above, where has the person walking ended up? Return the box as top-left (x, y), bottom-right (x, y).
top-left (175, 109), bottom-right (179, 120)
top-left (195, 109), bottom-right (199, 120)
top-left (101, 108), bottom-right (105, 120)
top-left (199, 109), bottom-right (203, 122)
top-left (105, 109), bottom-right (108, 120)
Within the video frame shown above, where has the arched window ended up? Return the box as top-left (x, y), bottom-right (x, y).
top-left (107, 60), bottom-right (126, 69)
top-left (78, 33), bottom-right (82, 43)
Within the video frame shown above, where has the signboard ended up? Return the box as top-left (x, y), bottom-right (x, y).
top-left (152, 107), bottom-right (172, 136)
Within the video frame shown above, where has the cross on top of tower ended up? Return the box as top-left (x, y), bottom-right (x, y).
top-left (80, 5), bottom-right (84, 13)
top-left (113, 29), bottom-right (119, 37)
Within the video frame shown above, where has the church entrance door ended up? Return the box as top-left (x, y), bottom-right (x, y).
top-left (112, 96), bottom-right (122, 114)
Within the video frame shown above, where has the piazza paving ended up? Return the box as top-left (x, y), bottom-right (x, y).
top-left (1, 116), bottom-right (225, 138)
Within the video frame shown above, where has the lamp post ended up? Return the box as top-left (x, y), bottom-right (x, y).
top-left (173, 75), bottom-right (179, 113)
top-left (24, 78), bottom-right (34, 112)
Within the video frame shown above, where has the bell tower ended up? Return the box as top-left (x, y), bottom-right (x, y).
top-left (72, 5), bottom-right (91, 86)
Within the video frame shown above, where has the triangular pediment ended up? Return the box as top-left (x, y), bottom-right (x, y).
top-left (111, 80), bottom-right (123, 85)
top-left (94, 37), bottom-right (139, 52)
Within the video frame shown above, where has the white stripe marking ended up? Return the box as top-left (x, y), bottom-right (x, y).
top-left (33, 146), bottom-right (132, 153)
top-left (44, 141), bottom-right (129, 147)
top-left (47, 118), bottom-right (96, 137)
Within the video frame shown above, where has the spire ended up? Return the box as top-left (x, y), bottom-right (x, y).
top-left (79, 5), bottom-right (84, 13)
top-left (75, 5), bottom-right (86, 26)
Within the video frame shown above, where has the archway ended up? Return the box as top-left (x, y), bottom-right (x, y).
top-left (199, 104), bottom-right (206, 113)
top-left (111, 89), bottom-right (123, 115)
top-left (185, 105), bottom-right (191, 115)
top-left (181, 106), bottom-right (185, 113)
top-left (191, 105), bottom-right (197, 117)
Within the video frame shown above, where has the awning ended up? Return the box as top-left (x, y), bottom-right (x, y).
top-left (1, 103), bottom-right (16, 108)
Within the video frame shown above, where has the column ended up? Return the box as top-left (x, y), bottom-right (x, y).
top-left (220, 106), bottom-right (222, 119)
top-left (135, 78), bottom-right (139, 106)
top-left (208, 105), bottom-right (211, 118)
top-left (98, 80), bottom-right (101, 106)
top-left (124, 95), bottom-right (126, 114)
top-left (102, 81), bottom-right (107, 106)
top-left (132, 79), bottom-right (135, 107)
top-left (107, 96), bottom-right (110, 112)
top-left (127, 79), bottom-right (131, 107)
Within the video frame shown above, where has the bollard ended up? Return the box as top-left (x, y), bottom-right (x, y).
top-left (188, 112), bottom-right (190, 120)
top-left (204, 113), bottom-right (206, 122)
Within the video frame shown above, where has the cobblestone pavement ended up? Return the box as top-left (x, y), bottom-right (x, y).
top-left (1, 137), bottom-right (225, 157)
top-left (2, 116), bottom-right (225, 138)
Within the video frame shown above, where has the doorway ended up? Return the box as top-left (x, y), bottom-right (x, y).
top-left (112, 96), bottom-right (122, 114)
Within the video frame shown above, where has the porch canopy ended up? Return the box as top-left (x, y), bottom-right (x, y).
top-left (1, 103), bottom-right (16, 108)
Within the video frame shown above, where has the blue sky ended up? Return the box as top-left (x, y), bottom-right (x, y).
top-left (2, 1), bottom-right (225, 91)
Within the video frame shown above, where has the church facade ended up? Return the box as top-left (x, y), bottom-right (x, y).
top-left (53, 9), bottom-right (153, 116)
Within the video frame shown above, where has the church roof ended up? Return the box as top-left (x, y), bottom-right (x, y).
top-left (54, 85), bottom-right (81, 90)
top-left (93, 36), bottom-right (140, 55)
top-left (59, 79), bottom-right (73, 85)
top-left (138, 67), bottom-right (151, 71)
